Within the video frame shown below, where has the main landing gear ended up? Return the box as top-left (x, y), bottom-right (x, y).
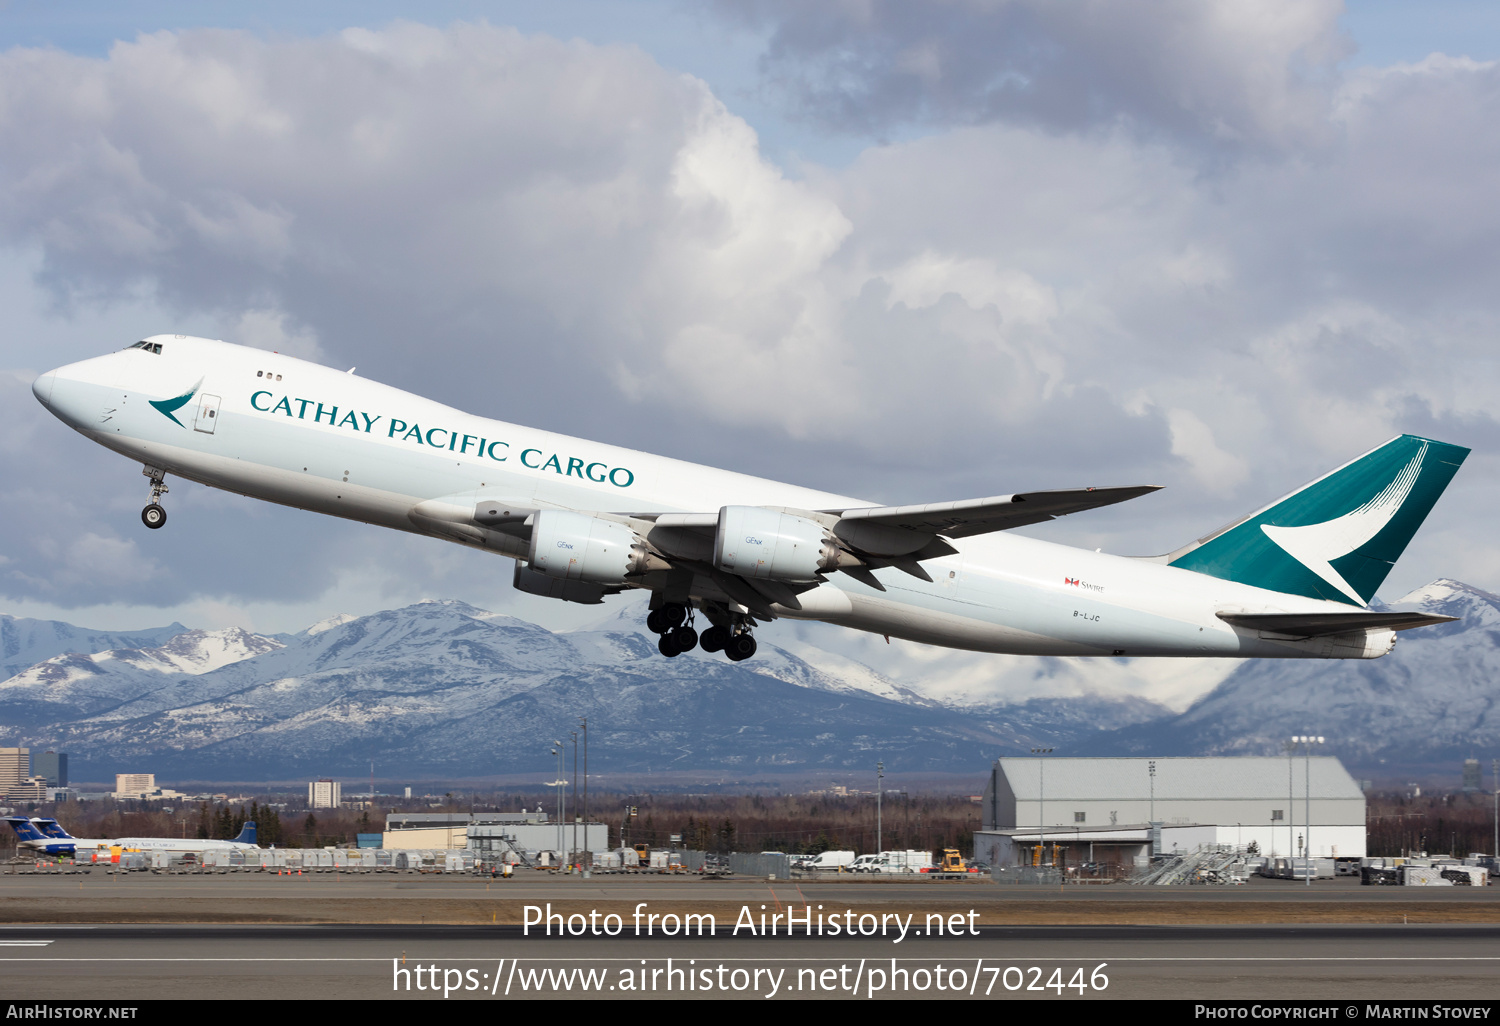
top-left (706, 626), bottom-right (757, 662)
top-left (647, 602), bottom-right (757, 661)
top-left (647, 603), bottom-right (698, 658)
top-left (141, 466), bottom-right (169, 530)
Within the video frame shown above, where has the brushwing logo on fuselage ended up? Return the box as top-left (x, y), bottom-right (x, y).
top-left (149, 378), bottom-right (204, 427)
top-left (1260, 442), bottom-right (1427, 605)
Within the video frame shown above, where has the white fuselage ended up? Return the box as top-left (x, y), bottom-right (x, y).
top-left (33, 337), bottom-right (1386, 659)
top-left (18, 835), bottom-right (255, 855)
top-left (107, 837), bottom-right (257, 854)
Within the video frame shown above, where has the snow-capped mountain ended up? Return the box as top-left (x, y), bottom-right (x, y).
top-left (1086, 579), bottom-right (1500, 773)
top-left (0, 614), bottom-right (186, 680)
top-left (1, 579), bottom-right (1495, 780)
top-left (0, 599), bottom-right (1160, 778)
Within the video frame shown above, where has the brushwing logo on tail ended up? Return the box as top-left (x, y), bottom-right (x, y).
top-left (149, 378), bottom-right (204, 427)
top-left (1167, 434), bottom-right (1469, 606)
top-left (1260, 442), bottom-right (1427, 605)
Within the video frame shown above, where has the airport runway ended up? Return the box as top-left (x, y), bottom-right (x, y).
top-left (1, 871), bottom-right (1498, 926)
top-left (2, 873), bottom-right (1498, 1000)
top-left (1, 922), bottom-right (1498, 1000)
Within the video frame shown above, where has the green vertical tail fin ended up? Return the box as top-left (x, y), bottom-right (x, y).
top-left (1166, 435), bottom-right (1469, 605)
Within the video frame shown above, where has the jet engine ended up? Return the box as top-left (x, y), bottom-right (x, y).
top-left (528, 510), bottom-right (666, 584)
top-left (714, 505), bottom-right (857, 582)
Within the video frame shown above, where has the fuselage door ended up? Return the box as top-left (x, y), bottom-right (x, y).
top-left (193, 393), bottom-right (222, 434)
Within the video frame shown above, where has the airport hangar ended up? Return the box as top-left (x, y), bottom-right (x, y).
top-left (974, 756), bottom-right (1366, 867)
top-left (380, 812), bottom-right (608, 855)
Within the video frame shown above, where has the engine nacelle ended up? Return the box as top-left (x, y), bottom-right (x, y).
top-left (528, 510), bottom-right (664, 584)
top-left (714, 506), bottom-right (851, 582)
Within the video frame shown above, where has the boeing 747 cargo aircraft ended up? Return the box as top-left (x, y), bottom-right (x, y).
top-left (32, 336), bottom-right (1467, 662)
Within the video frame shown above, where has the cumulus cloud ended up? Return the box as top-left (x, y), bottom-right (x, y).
top-left (718, 0), bottom-right (1351, 148)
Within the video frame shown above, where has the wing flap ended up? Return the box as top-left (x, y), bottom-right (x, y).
top-left (1216, 610), bottom-right (1457, 638)
top-left (825, 486), bottom-right (1160, 540)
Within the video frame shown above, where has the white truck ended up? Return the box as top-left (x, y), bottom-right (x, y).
top-left (850, 850), bottom-right (934, 874)
top-left (796, 850), bottom-right (857, 871)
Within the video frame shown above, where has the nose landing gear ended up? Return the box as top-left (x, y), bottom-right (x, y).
top-left (141, 466), bottom-right (169, 529)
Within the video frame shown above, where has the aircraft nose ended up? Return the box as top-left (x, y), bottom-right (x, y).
top-left (32, 369), bottom-right (57, 406)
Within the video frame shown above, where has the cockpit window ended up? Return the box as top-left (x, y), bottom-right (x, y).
top-left (127, 341), bottom-right (164, 354)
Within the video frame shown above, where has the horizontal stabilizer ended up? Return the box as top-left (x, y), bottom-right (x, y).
top-left (826, 486), bottom-right (1160, 540)
top-left (1217, 610), bottom-right (1457, 638)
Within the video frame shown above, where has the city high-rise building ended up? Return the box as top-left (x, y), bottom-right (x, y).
top-left (33, 752), bottom-right (67, 788)
top-left (115, 773), bottom-right (156, 797)
top-left (309, 779), bottom-right (341, 809)
top-left (0, 749), bottom-right (30, 793)
top-left (1464, 758), bottom-right (1482, 791)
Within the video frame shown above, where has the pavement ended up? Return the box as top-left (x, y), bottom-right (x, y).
top-left (2, 871), bottom-right (1498, 1000)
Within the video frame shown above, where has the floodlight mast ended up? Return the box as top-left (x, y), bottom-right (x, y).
top-left (1031, 748), bottom-right (1053, 866)
top-left (580, 717), bottom-right (588, 852)
top-left (1148, 760), bottom-right (1157, 857)
top-left (1291, 735), bottom-right (1324, 886)
top-left (570, 730), bottom-right (579, 863)
top-left (549, 743), bottom-right (566, 860)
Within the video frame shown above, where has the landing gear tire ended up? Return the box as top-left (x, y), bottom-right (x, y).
top-left (699, 625), bottom-right (729, 653)
top-left (141, 504), bottom-right (167, 529)
top-left (657, 632), bottom-right (681, 658)
top-left (669, 625), bottom-right (698, 653)
top-left (647, 603), bottom-right (688, 635)
top-left (725, 632), bottom-right (757, 662)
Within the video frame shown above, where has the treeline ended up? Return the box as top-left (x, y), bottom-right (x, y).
top-left (0, 791), bottom-right (977, 855)
top-left (190, 802), bottom-right (379, 848)
top-left (1367, 791), bottom-right (1500, 857)
top-left (1, 800), bottom-right (382, 851)
top-left (614, 793), bottom-right (979, 856)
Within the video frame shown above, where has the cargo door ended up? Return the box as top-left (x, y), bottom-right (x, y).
top-left (193, 393), bottom-right (222, 434)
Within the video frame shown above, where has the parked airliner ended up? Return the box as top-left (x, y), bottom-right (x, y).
top-left (5, 817), bottom-right (257, 856)
top-left (32, 336), bottom-right (1466, 661)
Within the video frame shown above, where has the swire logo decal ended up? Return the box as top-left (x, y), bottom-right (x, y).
top-left (1064, 577), bottom-right (1104, 593)
top-left (148, 378), bottom-right (203, 427)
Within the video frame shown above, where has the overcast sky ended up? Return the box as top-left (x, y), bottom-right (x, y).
top-left (1, 1), bottom-right (1497, 706)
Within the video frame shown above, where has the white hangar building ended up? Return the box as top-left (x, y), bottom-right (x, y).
top-left (975, 756), bottom-right (1366, 867)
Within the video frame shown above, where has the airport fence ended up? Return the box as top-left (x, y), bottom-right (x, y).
top-left (728, 852), bottom-right (792, 879)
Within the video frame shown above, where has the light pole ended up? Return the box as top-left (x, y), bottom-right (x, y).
top-left (1148, 760), bottom-right (1157, 858)
top-left (580, 717), bottom-right (588, 853)
top-left (876, 761), bottom-right (884, 855)
top-left (1493, 758), bottom-right (1498, 860)
top-left (548, 743), bottom-right (566, 861)
top-left (1032, 748), bottom-right (1053, 866)
top-left (570, 730), bottom-right (579, 862)
top-left (1286, 739), bottom-right (1295, 861)
top-left (1291, 736), bottom-right (1323, 886)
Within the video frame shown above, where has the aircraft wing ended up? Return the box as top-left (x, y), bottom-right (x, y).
top-left (822, 486), bottom-right (1161, 539)
top-left (462, 484), bottom-right (1161, 607)
top-left (472, 485), bottom-right (1159, 542)
top-left (1216, 610), bottom-right (1458, 638)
